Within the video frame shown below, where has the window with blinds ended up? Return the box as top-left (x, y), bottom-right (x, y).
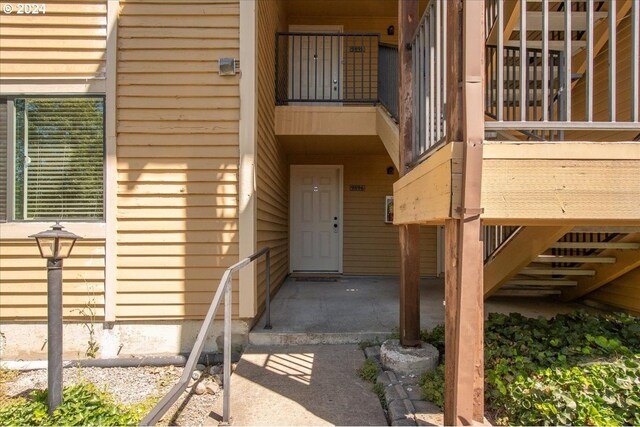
top-left (9, 97), bottom-right (105, 220)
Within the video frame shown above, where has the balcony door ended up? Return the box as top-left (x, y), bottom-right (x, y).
top-left (288, 25), bottom-right (343, 104)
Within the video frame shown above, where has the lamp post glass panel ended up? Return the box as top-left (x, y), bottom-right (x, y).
top-left (29, 222), bottom-right (81, 414)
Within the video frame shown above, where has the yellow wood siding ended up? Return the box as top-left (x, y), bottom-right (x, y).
top-left (256, 0), bottom-right (289, 313)
top-left (0, 1), bottom-right (107, 78)
top-left (0, 102), bottom-right (6, 222)
top-left (116, 0), bottom-right (240, 320)
top-left (566, 15), bottom-right (639, 141)
top-left (588, 267), bottom-right (640, 314)
top-left (289, 154), bottom-right (437, 276)
top-left (0, 240), bottom-right (106, 319)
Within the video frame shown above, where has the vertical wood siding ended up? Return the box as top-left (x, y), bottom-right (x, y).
top-left (289, 154), bottom-right (437, 276)
top-left (256, 0), bottom-right (290, 314)
top-left (116, 0), bottom-right (240, 320)
top-left (0, 1), bottom-right (107, 78)
top-left (0, 240), bottom-right (106, 319)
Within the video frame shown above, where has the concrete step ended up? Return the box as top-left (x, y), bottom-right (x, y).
top-left (249, 331), bottom-right (389, 346)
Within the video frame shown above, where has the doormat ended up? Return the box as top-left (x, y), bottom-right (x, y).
top-left (295, 277), bottom-right (338, 282)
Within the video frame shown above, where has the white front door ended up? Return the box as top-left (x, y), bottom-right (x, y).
top-left (291, 166), bottom-right (342, 272)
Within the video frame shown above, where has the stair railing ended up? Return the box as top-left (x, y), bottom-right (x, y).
top-left (140, 247), bottom-right (271, 426)
top-left (483, 226), bottom-right (521, 262)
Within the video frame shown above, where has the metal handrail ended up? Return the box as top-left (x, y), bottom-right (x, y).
top-left (140, 247), bottom-right (271, 426)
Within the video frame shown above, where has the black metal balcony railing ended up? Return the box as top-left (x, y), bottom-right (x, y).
top-left (378, 43), bottom-right (399, 120)
top-left (275, 32), bottom-right (399, 120)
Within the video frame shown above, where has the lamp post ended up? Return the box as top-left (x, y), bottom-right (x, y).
top-left (30, 222), bottom-right (81, 414)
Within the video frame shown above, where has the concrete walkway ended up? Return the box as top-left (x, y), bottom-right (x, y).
top-left (250, 276), bottom-right (584, 345)
top-left (208, 344), bottom-right (387, 426)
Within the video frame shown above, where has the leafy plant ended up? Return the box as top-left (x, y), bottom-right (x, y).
top-left (0, 383), bottom-right (148, 426)
top-left (419, 364), bottom-right (445, 408)
top-left (416, 311), bottom-right (640, 426)
top-left (357, 359), bottom-right (380, 383)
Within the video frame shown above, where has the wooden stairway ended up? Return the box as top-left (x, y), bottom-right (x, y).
top-left (484, 228), bottom-right (640, 300)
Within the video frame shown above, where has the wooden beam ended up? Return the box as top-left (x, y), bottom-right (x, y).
top-left (398, 0), bottom-right (421, 348)
top-left (393, 142), bottom-right (461, 224)
top-left (376, 106), bottom-right (400, 170)
top-left (447, 0), bottom-right (486, 424)
top-left (274, 106), bottom-right (377, 136)
top-left (484, 226), bottom-right (573, 297)
top-left (561, 233), bottom-right (640, 301)
top-left (486, 0), bottom-right (520, 47)
top-left (443, 219), bottom-right (459, 427)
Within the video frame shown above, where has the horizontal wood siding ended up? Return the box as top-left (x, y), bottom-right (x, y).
top-left (588, 267), bottom-right (640, 314)
top-left (566, 15), bottom-right (640, 141)
top-left (116, 0), bottom-right (240, 320)
top-left (0, 1), bottom-right (107, 78)
top-left (289, 154), bottom-right (437, 276)
top-left (0, 240), bottom-right (106, 319)
top-left (256, 0), bottom-right (289, 314)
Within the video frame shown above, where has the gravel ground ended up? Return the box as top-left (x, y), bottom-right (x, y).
top-left (1, 365), bottom-right (223, 426)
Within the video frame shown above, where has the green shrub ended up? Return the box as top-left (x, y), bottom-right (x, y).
top-left (357, 359), bottom-right (380, 383)
top-left (0, 383), bottom-right (148, 426)
top-left (419, 364), bottom-right (445, 409)
top-left (414, 311), bottom-right (640, 426)
top-left (421, 324), bottom-right (445, 357)
top-left (500, 357), bottom-right (640, 426)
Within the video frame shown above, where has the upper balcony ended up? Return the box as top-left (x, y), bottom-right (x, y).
top-left (395, 0), bottom-right (640, 227)
top-left (410, 0), bottom-right (640, 164)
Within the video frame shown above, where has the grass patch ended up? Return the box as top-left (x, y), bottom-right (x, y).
top-left (418, 311), bottom-right (640, 426)
top-left (357, 359), bottom-right (380, 383)
top-left (372, 382), bottom-right (388, 411)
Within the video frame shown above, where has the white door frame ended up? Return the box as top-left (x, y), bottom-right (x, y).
top-left (288, 25), bottom-right (344, 103)
top-left (289, 165), bottom-right (344, 273)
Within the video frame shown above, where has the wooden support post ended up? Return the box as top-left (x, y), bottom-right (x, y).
top-left (398, 0), bottom-right (421, 347)
top-left (445, 0), bottom-right (485, 424)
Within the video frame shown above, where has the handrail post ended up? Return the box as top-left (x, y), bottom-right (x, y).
top-left (264, 249), bottom-right (272, 329)
top-left (223, 275), bottom-right (232, 424)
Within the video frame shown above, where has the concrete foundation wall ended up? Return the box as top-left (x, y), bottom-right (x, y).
top-left (0, 320), bottom-right (249, 361)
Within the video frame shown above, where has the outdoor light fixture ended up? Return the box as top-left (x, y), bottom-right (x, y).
top-left (218, 57), bottom-right (237, 76)
top-left (31, 222), bottom-right (80, 260)
top-left (30, 222), bottom-right (81, 414)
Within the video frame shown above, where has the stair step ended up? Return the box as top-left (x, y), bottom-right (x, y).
top-left (535, 255), bottom-right (616, 264)
top-left (494, 289), bottom-right (562, 297)
top-left (504, 40), bottom-right (586, 55)
top-left (551, 242), bottom-right (640, 250)
top-left (526, 11), bottom-right (608, 32)
top-left (505, 279), bottom-right (578, 287)
top-left (522, 267), bottom-right (596, 276)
